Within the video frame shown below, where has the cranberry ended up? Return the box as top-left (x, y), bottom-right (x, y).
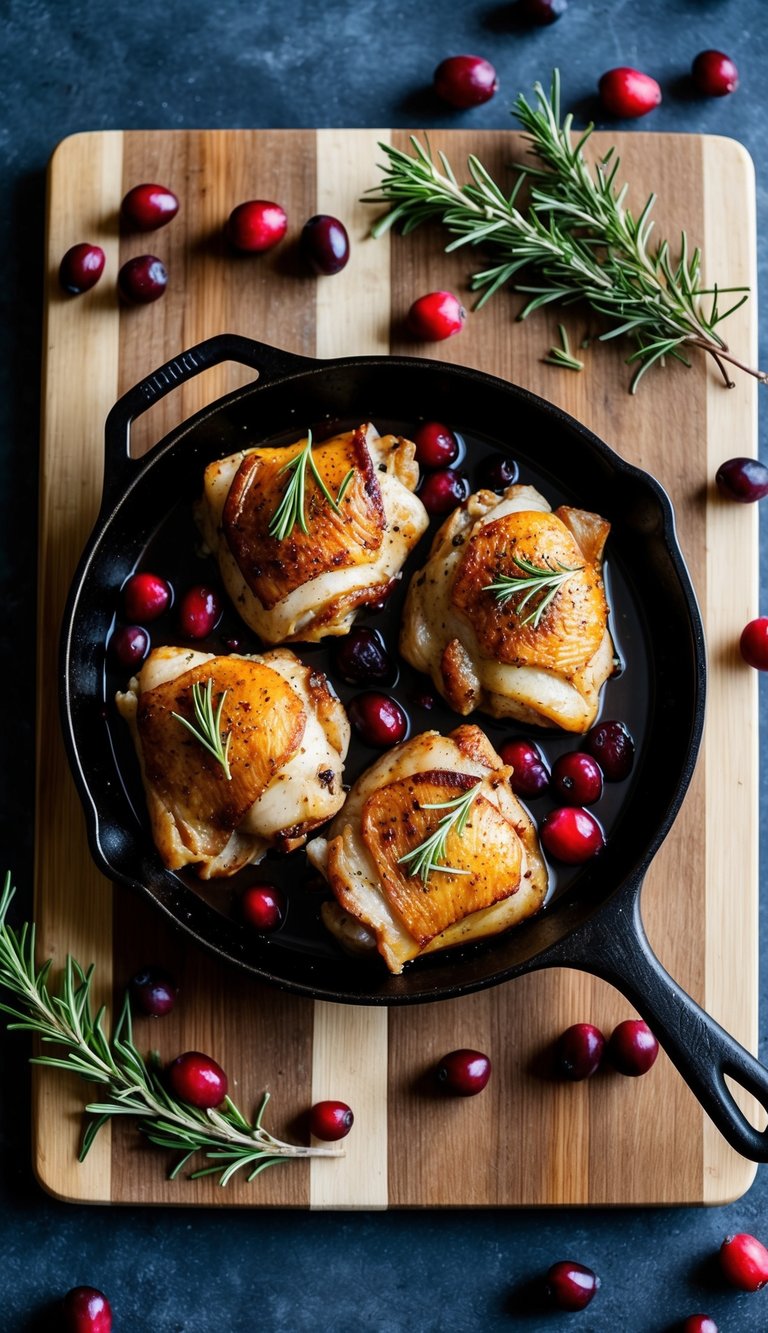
top-left (242, 883), bottom-right (284, 932)
top-left (309, 1099), bottom-right (354, 1141)
top-left (62, 1286), bottom-right (112, 1333)
top-left (347, 692), bottom-right (408, 747)
top-left (167, 1051), bottom-right (228, 1109)
top-left (433, 55), bottom-right (498, 109)
top-left (413, 421), bottom-right (459, 469)
top-left (436, 1048), bottom-right (491, 1096)
top-left (555, 1023), bottom-right (606, 1081)
top-left (692, 50), bottom-right (739, 97)
top-left (682, 1319), bottom-right (718, 1333)
top-left (59, 243), bottom-right (105, 295)
top-left (117, 254), bottom-right (167, 304)
top-left (407, 290), bottom-right (466, 341)
top-left (221, 636), bottom-right (243, 652)
top-left (551, 752), bottom-right (603, 806)
top-left (129, 966), bottom-right (177, 1017)
top-left (598, 67), bottom-right (662, 118)
top-left (121, 182), bottom-right (179, 230)
top-left (300, 214), bottom-right (350, 275)
top-left (332, 627), bottom-right (394, 686)
top-left (740, 618), bottom-right (768, 670)
top-left (719, 1233), bottom-right (768, 1291)
top-left (519, 0), bottom-right (568, 22)
top-left (541, 807), bottom-right (605, 863)
top-left (177, 585), bottom-right (222, 639)
top-left (476, 453), bottom-right (519, 492)
top-left (419, 468), bottom-right (469, 515)
top-left (585, 719), bottom-right (634, 781)
top-left (227, 200), bottom-right (287, 253)
top-left (607, 1019), bottom-right (659, 1076)
top-left (123, 571), bottom-right (172, 622)
top-left (499, 738), bottom-right (550, 798)
top-left (716, 457), bottom-right (768, 502)
top-left (545, 1261), bottom-right (600, 1312)
top-left (110, 624), bottom-right (149, 669)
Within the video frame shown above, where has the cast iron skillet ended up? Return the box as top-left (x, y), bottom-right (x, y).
top-left (61, 333), bottom-right (768, 1161)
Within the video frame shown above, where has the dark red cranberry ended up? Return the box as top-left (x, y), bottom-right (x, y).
top-left (541, 807), bottom-right (605, 863)
top-left (545, 1261), bottom-right (600, 1312)
top-left (123, 571), bottom-right (172, 622)
top-left (347, 692), bottom-right (408, 747)
top-left (499, 738), bottom-right (550, 798)
top-left (177, 585), bottom-right (222, 639)
top-left (110, 624), bottom-right (149, 669)
top-left (309, 1099), bottom-right (354, 1141)
top-left (719, 1233), bottom-right (768, 1291)
top-left (332, 627), bottom-right (394, 686)
top-left (413, 421), bottom-right (459, 469)
top-left (682, 1318), bottom-right (718, 1333)
top-left (129, 966), bottom-right (178, 1017)
top-left (121, 182), bottom-right (179, 230)
top-left (242, 883), bottom-right (284, 932)
top-left (167, 1051), bottom-right (228, 1109)
top-left (740, 618), bottom-right (768, 670)
top-left (301, 214), bottom-right (350, 274)
top-left (227, 200), bottom-right (287, 253)
top-left (476, 453), bottom-right (519, 492)
top-left (436, 1048), bottom-right (491, 1096)
top-left (221, 636), bottom-right (243, 652)
top-left (716, 457), bottom-right (768, 502)
top-left (407, 290), bottom-right (466, 341)
top-left (585, 719), bottom-right (634, 781)
top-left (519, 0), bottom-right (568, 22)
top-left (419, 468), bottom-right (469, 515)
top-left (598, 67), bottom-right (662, 118)
top-left (607, 1019), bottom-right (659, 1076)
top-left (692, 50), bottom-right (739, 97)
top-left (62, 1286), bottom-right (112, 1333)
top-left (551, 752), bottom-right (603, 806)
top-left (433, 55), bottom-right (498, 108)
top-left (117, 254), bottom-right (167, 304)
top-left (555, 1023), bottom-right (606, 1081)
top-left (412, 689), bottom-right (436, 710)
top-left (59, 243), bottom-right (105, 294)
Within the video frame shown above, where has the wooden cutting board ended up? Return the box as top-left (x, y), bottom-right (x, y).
top-left (34, 127), bottom-right (758, 1208)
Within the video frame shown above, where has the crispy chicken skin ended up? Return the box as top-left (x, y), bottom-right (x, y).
top-left (116, 646), bottom-right (349, 879)
top-left (400, 484), bottom-right (614, 732)
top-left (307, 725), bottom-right (548, 974)
top-left (196, 424), bottom-right (429, 644)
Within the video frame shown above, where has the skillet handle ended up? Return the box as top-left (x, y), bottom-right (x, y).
top-left (552, 888), bottom-right (768, 1162)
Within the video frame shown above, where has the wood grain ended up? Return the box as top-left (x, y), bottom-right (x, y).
top-left (35, 128), bottom-right (758, 1207)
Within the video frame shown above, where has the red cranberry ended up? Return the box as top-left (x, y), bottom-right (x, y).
top-left (520, 0), bottom-right (568, 22)
top-left (682, 1318), bottom-right (718, 1333)
top-left (419, 468), bottom-right (469, 515)
top-left (129, 966), bottom-right (178, 1017)
top-left (607, 1019), bottom-right (659, 1076)
top-left (110, 624), bottom-right (149, 669)
top-left (413, 421), bottom-right (459, 469)
top-left (585, 719), bottom-right (634, 781)
top-left (309, 1099), bottom-right (354, 1141)
top-left (177, 585), bottom-right (222, 639)
top-left (551, 752), bottom-right (603, 806)
top-left (719, 1233), bottom-right (768, 1291)
top-left (332, 627), bottom-right (394, 686)
top-left (545, 1261), bottom-right (600, 1312)
top-left (347, 692), bottom-right (408, 747)
top-left (221, 635), bottom-right (243, 652)
top-left (692, 50), bottom-right (739, 97)
top-left (121, 182), bottom-right (179, 230)
top-left (242, 883), bottom-right (284, 932)
top-left (167, 1051), bottom-right (228, 1109)
top-left (434, 55), bottom-right (498, 109)
top-left (407, 290), bottom-right (466, 341)
top-left (301, 214), bottom-right (350, 274)
top-left (541, 807), bottom-right (605, 863)
top-left (227, 200), bottom-right (287, 253)
top-left (740, 618), bottom-right (768, 670)
top-left (59, 243), bottom-right (105, 295)
top-left (62, 1286), bottom-right (112, 1333)
top-left (123, 571), bottom-right (172, 622)
top-left (598, 67), bottom-right (662, 118)
top-left (716, 457), bottom-right (768, 502)
top-left (117, 254), bottom-right (167, 304)
top-left (499, 738), bottom-right (550, 798)
top-left (436, 1048), bottom-right (491, 1096)
top-left (555, 1023), bottom-right (606, 1081)
top-left (476, 453), bottom-right (519, 492)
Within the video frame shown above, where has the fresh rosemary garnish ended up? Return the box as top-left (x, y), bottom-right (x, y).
top-left (543, 323), bottom-right (583, 372)
top-left (0, 873), bottom-right (342, 1186)
top-left (398, 782), bottom-right (482, 885)
top-left (483, 554), bottom-right (583, 629)
top-left (171, 679), bottom-right (232, 780)
top-left (268, 430), bottom-right (355, 541)
top-left (366, 70), bottom-right (766, 393)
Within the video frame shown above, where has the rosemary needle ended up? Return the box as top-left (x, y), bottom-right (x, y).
top-left (398, 783), bottom-right (482, 885)
top-left (268, 429), bottom-right (355, 541)
top-left (543, 323), bottom-right (584, 372)
top-left (483, 554), bottom-right (583, 629)
top-left (172, 679), bottom-right (232, 780)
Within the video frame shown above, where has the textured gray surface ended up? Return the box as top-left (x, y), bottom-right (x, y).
top-left (1, 1), bottom-right (768, 1329)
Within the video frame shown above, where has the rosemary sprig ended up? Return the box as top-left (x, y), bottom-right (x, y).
top-left (398, 782), bottom-right (482, 885)
top-left (543, 323), bottom-right (583, 372)
top-left (0, 873), bottom-right (343, 1185)
top-left (171, 679), bottom-right (232, 780)
top-left (366, 70), bottom-right (766, 393)
top-left (483, 554), bottom-right (583, 628)
top-left (269, 430), bottom-right (355, 540)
